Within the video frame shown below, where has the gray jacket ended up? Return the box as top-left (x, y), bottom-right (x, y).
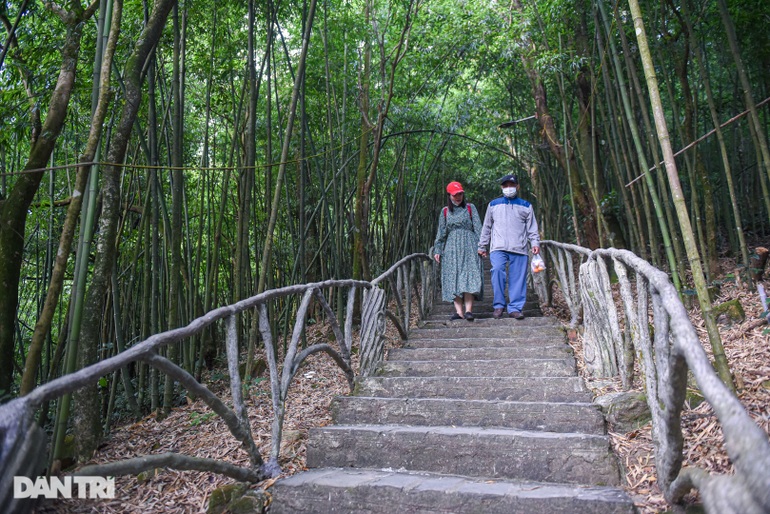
top-left (478, 196), bottom-right (540, 255)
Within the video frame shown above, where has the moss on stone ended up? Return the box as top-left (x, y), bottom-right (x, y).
top-left (713, 299), bottom-right (745, 324)
top-left (685, 390), bottom-right (705, 409)
top-left (208, 483), bottom-right (266, 514)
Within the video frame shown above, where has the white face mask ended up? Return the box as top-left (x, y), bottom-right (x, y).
top-left (502, 186), bottom-right (517, 198)
top-left (451, 198), bottom-right (462, 206)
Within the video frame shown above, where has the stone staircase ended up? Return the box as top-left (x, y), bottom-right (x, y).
top-left (271, 266), bottom-right (636, 513)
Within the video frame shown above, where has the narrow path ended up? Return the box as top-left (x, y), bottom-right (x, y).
top-left (272, 270), bottom-right (635, 513)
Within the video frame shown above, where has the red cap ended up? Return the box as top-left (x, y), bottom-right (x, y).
top-left (446, 181), bottom-right (464, 195)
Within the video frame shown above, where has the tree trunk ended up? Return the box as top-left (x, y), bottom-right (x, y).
top-left (598, 0), bottom-right (681, 290)
top-left (257, 0), bottom-right (318, 294)
top-left (612, 1), bottom-right (686, 276)
top-left (511, 0), bottom-right (599, 248)
top-left (626, 0), bottom-right (734, 392)
top-left (72, 0), bottom-right (178, 461)
top-left (163, 3), bottom-right (184, 416)
top-left (21, 0), bottom-right (121, 396)
top-left (0, 3), bottom-right (97, 398)
top-left (716, 0), bottom-right (770, 201)
top-left (352, 0), bottom-right (372, 282)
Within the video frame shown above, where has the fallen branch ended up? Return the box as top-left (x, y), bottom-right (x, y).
top-left (73, 452), bottom-right (265, 483)
top-left (726, 318), bottom-right (770, 343)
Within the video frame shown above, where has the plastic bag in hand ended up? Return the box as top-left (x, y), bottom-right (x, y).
top-left (531, 254), bottom-right (545, 273)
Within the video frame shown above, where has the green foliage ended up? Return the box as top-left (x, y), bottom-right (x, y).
top-left (3, 0), bottom-right (770, 416)
top-left (188, 411), bottom-right (216, 426)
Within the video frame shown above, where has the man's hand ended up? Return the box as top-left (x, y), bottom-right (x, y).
top-left (532, 246), bottom-right (540, 255)
top-left (434, 254), bottom-right (441, 263)
top-left (478, 250), bottom-right (487, 258)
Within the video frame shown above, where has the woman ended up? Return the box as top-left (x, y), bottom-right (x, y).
top-left (433, 181), bottom-right (484, 321)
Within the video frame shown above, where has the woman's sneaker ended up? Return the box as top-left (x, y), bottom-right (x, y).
top-left (450, 313), bottom-right (462, 320)
top-left (464, 311), bottom-right (475, 321)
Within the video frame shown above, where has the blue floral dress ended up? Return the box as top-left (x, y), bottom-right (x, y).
top-left (434, 204), bottom-right (484, 302)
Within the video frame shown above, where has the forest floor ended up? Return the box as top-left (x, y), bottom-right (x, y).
top-left (37, 256), bottom-right (770, 514)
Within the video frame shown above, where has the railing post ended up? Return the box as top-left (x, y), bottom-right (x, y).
top-left (612, 258), bottom-right (639, 390)
top-left (420, 262), bottom-right (430, 320)
top-left (359, 286), bottom-right (387, 377)
top-left (344, 286), bottom-right (356, 355)
top-left (404, 262), bottom-right (413, 331)
top-left (579, 256), bottom-right (622, 378)
top-left (225, 315), bottom-right (247, 427)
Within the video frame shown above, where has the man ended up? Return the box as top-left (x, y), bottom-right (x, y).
top-left (477, 174), bottom-right (540, 319)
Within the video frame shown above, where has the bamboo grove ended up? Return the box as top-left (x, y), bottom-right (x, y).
top-left (1, 0), bottom-right (769, 465)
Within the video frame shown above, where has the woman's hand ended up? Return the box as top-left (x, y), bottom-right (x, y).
top-left (434, 254), bottom-right (441, 263)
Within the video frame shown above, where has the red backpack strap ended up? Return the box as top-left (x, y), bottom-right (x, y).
top-left (445, 204), bottom-right (472, 220)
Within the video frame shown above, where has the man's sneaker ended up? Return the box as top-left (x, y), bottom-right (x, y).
top-left (493, 308), bottom-right (504, 319)
top-left (464, 311), bottom-right (475, 321)
top-left (510, 311), bottom-right (525, 320)
top-left (450, 313), bottom-right (462, 320)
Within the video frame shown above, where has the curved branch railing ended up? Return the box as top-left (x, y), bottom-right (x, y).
top-left (361, 253), bottom-right (435, 377)
top-left (540, 241), bottom-right (770, 513)
top-left (0, 256), bottom-right (437, 513)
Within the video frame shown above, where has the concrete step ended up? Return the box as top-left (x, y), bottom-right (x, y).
top-left (270, 468), bottom-right (636, 514)
top-left (410, 325), bottom-right (564, 339)
top-left (331, 397), bottom-right (606, 434)
top-left (378, 358), bottom-right (576, 378)
top-left (431, 300), bottom-right (542, 310)
top-left (270, 312), bottom-right (635, 513)
top-left (356, 376), bottom-right (593, 403)
top-left (421, 316), bottom-right (561, 328)
top-left (431, 301), bottom-right (541, 313)
top-left (420, 312), bottom-right (564, 326)
top-left (403, 337), bottom-right (568, 349)
top-left (428, 309), bottom-right (543, 321)
top-left (306, 425), bottom-right (621, 486)
top-left (388, 345), bottom-right (573, 360)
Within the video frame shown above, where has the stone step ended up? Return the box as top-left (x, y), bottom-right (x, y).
top-left (270, 468), bottom-right (636, 514)
top-left (389, 345), bottom-right (573, 360)
top-left (403, 337), bottom-right (568, 349)
top-left (410, 325), bottom-right (564, 339)
top-left (431, 301), bottom-right (541, 313)
top-left (331, 397), bottom-right (606, 434)
top-left (428, 309), bottom-right (543, 321)
top-left (356, 376), bottom-right (592, 403)
top-left (271, 311), bottom-right (635, 513)
top-left (420, 311), bottom-right (565, 326)
top-left (306, 425), bottom-right (621, 486)
top-left (378, 358), bottom-right (576, 378)
top-left (433, 296), bottom-right (540, 312)
top-left (422, 316), bottom-right (561, 328)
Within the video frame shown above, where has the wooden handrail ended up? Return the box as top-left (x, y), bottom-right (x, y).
top-left (0, 258), bottom-right (438, 513)
top-left (540, 241), bottom-right (770, 512)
